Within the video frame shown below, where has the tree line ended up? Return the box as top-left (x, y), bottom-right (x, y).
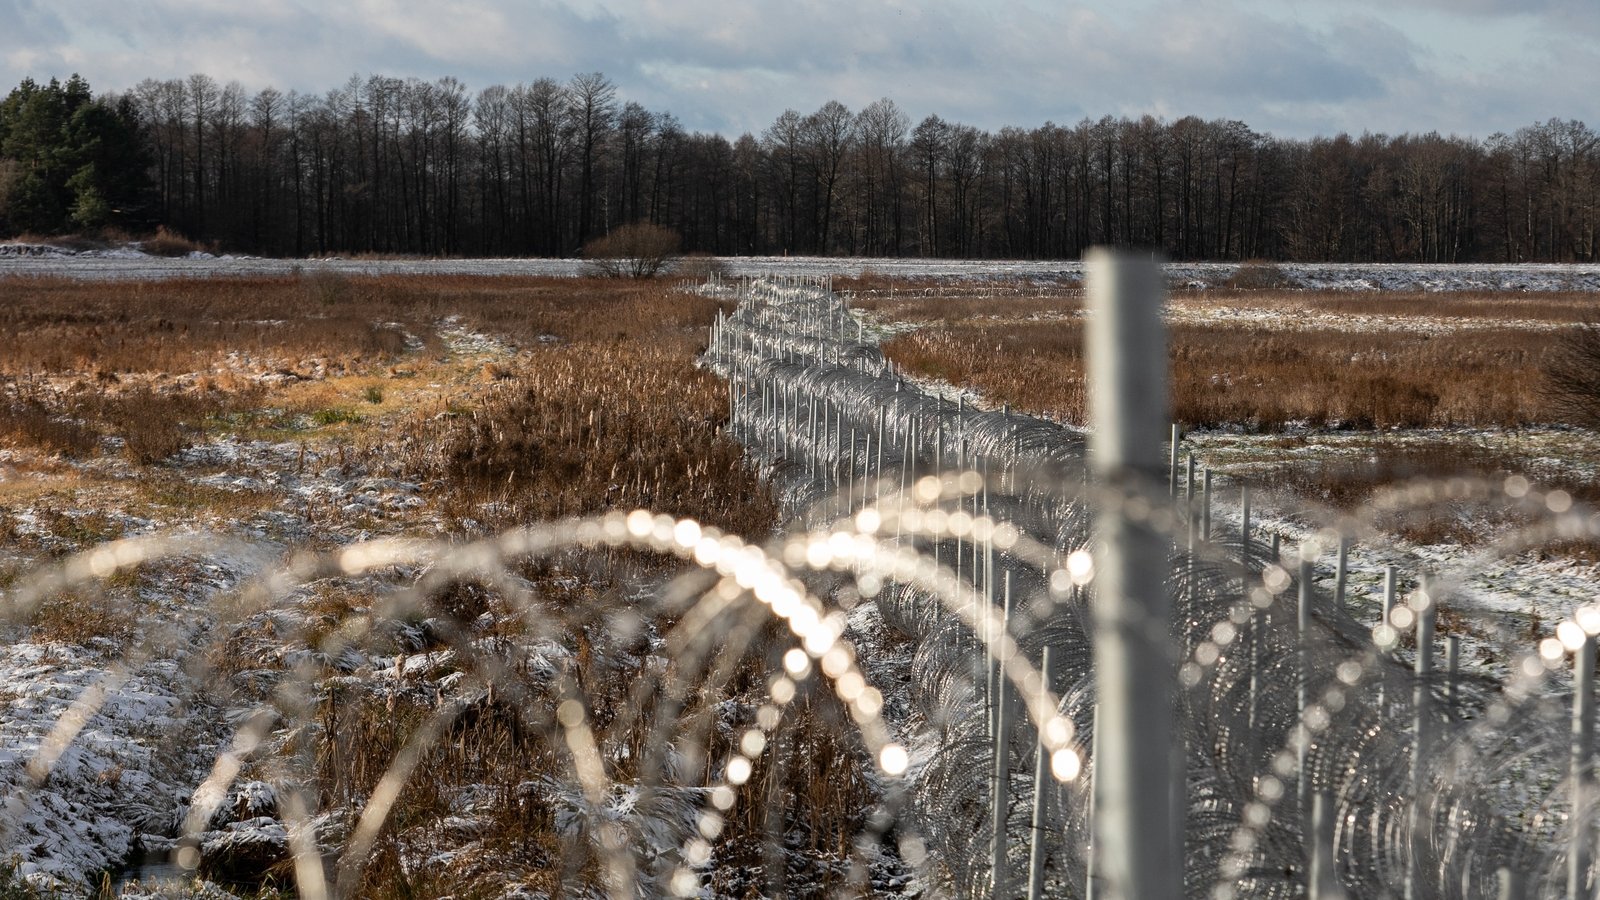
top-left (1, 72), bottom-right (1596, 262)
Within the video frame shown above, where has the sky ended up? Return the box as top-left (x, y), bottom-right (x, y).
top-left (2, 0), bottom-right (1595, 139)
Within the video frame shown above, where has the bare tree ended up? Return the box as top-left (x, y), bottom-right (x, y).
top-left (568, 72), bottom-right (616, 248)
top-left (804, 100), bottom-right (852, 253)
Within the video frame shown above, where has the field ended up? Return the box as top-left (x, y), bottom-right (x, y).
top-left (0, 274), bottom-right (809, 896)
top-left (2, 264), bottom-right (1600, 897)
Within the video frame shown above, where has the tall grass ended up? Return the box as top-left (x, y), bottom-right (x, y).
top-left (884, 312), bottom-right (1564, 429)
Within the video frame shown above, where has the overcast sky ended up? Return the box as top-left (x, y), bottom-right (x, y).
top-left (3, 0), bottom-right (1595, 139)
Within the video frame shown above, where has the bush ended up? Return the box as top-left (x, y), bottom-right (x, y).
top-left (581, 222), bottom-right (681, 278)
top-left (1543, 319), bottom-right (1600, 427)
top-left (141, 226), bottom-right (207, 258)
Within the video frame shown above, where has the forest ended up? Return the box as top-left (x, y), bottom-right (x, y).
top-left (1, 71), bottom-right (1596, 262)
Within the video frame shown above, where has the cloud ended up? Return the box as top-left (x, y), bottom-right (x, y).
top-left (0, 0), bottom-right (1592, 139)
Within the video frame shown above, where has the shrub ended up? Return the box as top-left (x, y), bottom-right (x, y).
top-left (141, 226), bottom-right (207, 258)
top-left (1542, 319), bottom-right (1600, 428)
top-left (581, 222), bottom-right (681, 278)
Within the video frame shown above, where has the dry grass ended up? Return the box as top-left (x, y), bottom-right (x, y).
top-left (0, 275), bottom-right (417, 377)
top-left (884, 311), bottom-right (1563, 429)
top-left (392, 283), bottom-right (777, 537)
top-left (139, 226), bottom-right (213, 258)
top-left (0, 273), bottom-right (809, 895)
top-left (31, 587), bottom-right (138, 645)
top-left (873, 279), bottom-right (1600, 557)
top-left (1174, 288), bottom-right (1600, 324)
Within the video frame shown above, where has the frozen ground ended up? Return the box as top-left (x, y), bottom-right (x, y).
top-left (3, 242), bottom-right (1600, 292)
top-left (0, 319), bottom-right (507, 891)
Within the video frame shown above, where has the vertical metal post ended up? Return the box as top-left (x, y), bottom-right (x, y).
top-left (1086, 697), bottom-right (1101, 900)
top-left (1085, 249), bottom-right (1179, 900)
top-left (1185, 454), bottom-right (1197, 543)
top-left (1240, 484), bottom-right (1251, 563)
top-left (992, 574), bottom-right (1014, 896)
top-left (876, 406), bottom-right (886, 495)
top-left (1571, 633), bottom-right (1596, 900)
top-left (1202, 470), bottom-right (1213, 541)
top-left (1169, 423), bottom-right (1181, 498)
top-left (1298, 553), bottom-right (1315, 826)
top-left (1383, 567), bottom-right (1398, 630)
top-left (1497, 868), bottom-right (1523, 900)
top-left (1374, 565), bottom-right (1398, 863)
top-left (1406, 575), bottom-right (1437, 900)
top-left (1310, 791), bottom-right (1338, 900)
top-left (1445, 635), bottom-right (1461, 717)
top-left (1243, 484), bottom-right (1257, 736)
top-left (1334, 535), bottom-right (1350, 616)
top-left (1027, 646), bottom-right (1053, 900)
top-left (848, 426), bottom-right (857, 506)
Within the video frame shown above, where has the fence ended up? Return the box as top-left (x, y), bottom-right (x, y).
top-left (1, 257), bottom-right (1598, 898)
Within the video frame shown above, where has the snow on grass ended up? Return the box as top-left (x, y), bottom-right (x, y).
top-left (4, 248), bottom-right (1600, 293)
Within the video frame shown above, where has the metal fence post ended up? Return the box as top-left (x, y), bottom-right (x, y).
top-left (1027, 646), bottom-right (1054, 900)
top-left (1299, 553), bottom-right (1315, 826)
top-left (1406, 575), bottom-right (1437, 900)
top-left (1571, 632), bottom-right (1596, 900)
top-left (1085, 249), bottom-right (1180, 900)
top-left (1310, 791), bottom-right (1338, 900)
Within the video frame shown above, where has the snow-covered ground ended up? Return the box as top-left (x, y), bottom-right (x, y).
top-left (0, 319), bottom-right (509, 891)
top-left (3, 241), bottom-right (1600, 292)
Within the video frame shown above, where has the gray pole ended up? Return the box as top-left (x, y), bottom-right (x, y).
top-left (992, 575), bottom-right (1014, 897)
top-left (1299, 554), bottom-right (1315, 826)
top-left (1310, 791), bottom-right (1338, 900)
top-left (1498, 868), bottom-right (1524, 900)
top-left (1406, 576), bottom-right (1437, 900)
top-left (1027, 646), bottom-right (1054, 900)
top-left (1570, 633), bottom-right (1596, 900)
top-left (1086, 698), bottom-right (1100, 900)
top-left (1379, 565), bottom-right (1398, 717)
top-left (1334, 535), bottom-right (1350, 616)
top-left (1374, 565), bottom-right (1397, 866)
top-left (1445, 635), bottom-right (1461, 718)
top-left (1169, 423), bottom-right (1181, 498)
top-left (1085, 249), bottom-right (1180, 900)
top-left (1185, 454), bottom-right (1198, 545)
top-left (1202, 470), bottom-right (1213, 541)
top-left (1240, 484), bottom-right (1251, 564)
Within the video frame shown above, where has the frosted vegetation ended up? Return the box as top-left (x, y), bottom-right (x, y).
top-left (1, 270), bottom-right (1599, 898)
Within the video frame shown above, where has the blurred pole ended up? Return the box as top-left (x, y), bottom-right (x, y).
top-left (1085, 249), bottom-right (1180, 900)
top-left (1570, 632), bottom-right (1595, 900)
top-left (1169, 424), bottom-right (1181, 498)
top-left (991, 575), bottom-right (1014, 897)
top-left (876, 406), bottom-right (886, 493)
top-left (1310, 791), bottom-right (1339, 900)
top-left (1186, 454), bottom-right (1198, 545)
top-left (1298, 554), bottom-right (1315, 827)
top-left (1497, 868), bottom-right (1523, 900)
top-left (1406, 575), bottom-right (1437, 900)
top-left (1027, 646), bottom-right (1054, 900)
top-left (1375, 565), bottom-right (1397, 867)
top-left (1243, 484), bottom-right (1256, 732)
top-left (1087, 699), bottom-right (1101, 900)
top-left (1240, 484), bottom-right (1252, 567)
top-left (1334, 535), bottom-right (1350, 615)
top-left (1445, 635), bottom-right (1461, 717)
